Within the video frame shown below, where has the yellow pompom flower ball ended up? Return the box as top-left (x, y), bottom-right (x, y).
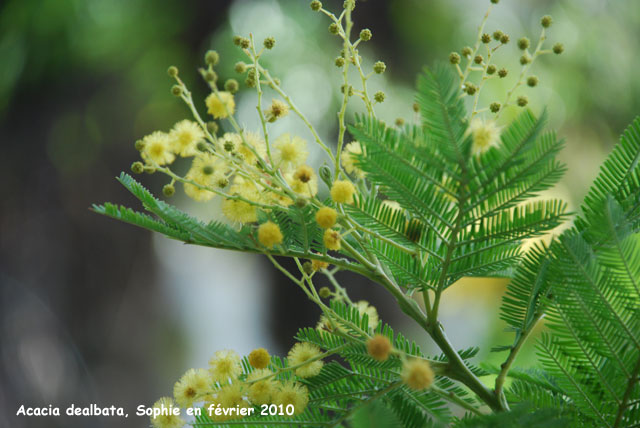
top-left (169, 119), bottom-right (204, 157)
top-left (215, 383), bottom-right (250, 420)
top-left (274, 134), bottom-right (308, 169)
top-left (173, 368), bottom-right (211, 408)
top-left (222, 199), bottom-right (257, 223)
top-left (209, 349), bottom-right (242, 383)
top-left (206, 91), bottom-right (235, 119)
top-left (469, 118), bottom-right (501, 154)
top-left (355, 300), bottom-right (380, 330)
top-left (323, 229), bottom-right (341, 251)
top-left (340, 141), bottom-right (365, 178)
top-left (273, 381), bottom-right (309, 416)
top-left (247, 369), bottom-right (277, 405)
top-left (150, 397), bottom-right (183, 428)
top-left (258, 222), bottom-right (283, 248)
top-left (402, 359), bottom-right (435, 391)
top-left (142, 131), bottom-right (175, 166)
top-left (330, 180), bottom-right (355, 204)
top-left (248, 348), bottom-right (271, 369)
top-left (367, 334), bottom-right (392, 362)
top-left (315, 207), bottom-right (337, 229)
top-left (287, 342), bottom-right (324, 378)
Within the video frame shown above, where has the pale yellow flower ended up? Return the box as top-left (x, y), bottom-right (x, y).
top-left (206, 91), bottom-right (235, 119)
top-left (469, 118), bottom-right (501, 154)
top-left (287, 342), bottom-right (324, 378)
top-left (173, 368), bottom-right (211, 408)
top-left (209, 350), bottom-right (242, 383)
top-left (169, 120), bottom-right (204, 157)
top-left (142, 131), bottom-right (175, 166)
top-left (340, 141), bottom-right (365, 178)
top-left (150, 397), bottom-right (183, 428)
top-left (273, 134), bottom-right (308, 169)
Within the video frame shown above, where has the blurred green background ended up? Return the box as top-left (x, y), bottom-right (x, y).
top-left (1, 0), bottom-right (638, 427)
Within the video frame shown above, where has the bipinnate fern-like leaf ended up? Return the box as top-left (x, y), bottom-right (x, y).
top-left (349, 66), bottom-right (568, 292)
top-left (496, 118), bottom-right (640, 428)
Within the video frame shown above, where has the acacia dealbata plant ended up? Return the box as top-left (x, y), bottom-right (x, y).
top-left (95, 0), bottom-right (640, 426)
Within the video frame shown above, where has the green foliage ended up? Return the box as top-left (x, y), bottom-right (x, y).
top-left (496, 118), bottom-right (640, 427)
top-left (96, 62), bottom-right (640, 426)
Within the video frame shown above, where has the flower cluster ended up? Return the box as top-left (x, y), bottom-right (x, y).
top-left (149, 343), bottom-right (325, 427)
top-left (448, 7), bottom-right (564, 154)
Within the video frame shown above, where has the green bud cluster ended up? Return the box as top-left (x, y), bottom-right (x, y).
top-left (373, 61), bottom-right (386, 74)
top-left (263, 37), bottom-right (276, 49)
top-left (224, 79), bottom-right (239, 93)
top-left (167, 66), bottom-right (178, 78)
top-left (162, 184), bottom-right (175, 197)
top-left (204, 50), bottom-right (220, 66)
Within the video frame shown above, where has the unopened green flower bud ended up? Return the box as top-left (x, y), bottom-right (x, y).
top-left (449, 52), bottom-right (461, 64)
top-left (527, 76), bottom-right (539, 87)
top-left (498, 68), bottom-right (508, 78)
top-left (295, 197), bottom-right (308, 208)
top-left (197, 141), bottom-right (209, 152)
top-left (490, 102), bottom-right (501, 113)
top-left (318, 287), bottom-right (331, 298)
top-left (162, 184), bottom-right (175, 197)
top-left (360, 28), bottom-right (372, 41)
top-left (413, 102), bottom-right (420, 113)
top-left (239, 38), bottom-right (250, 49)
top-left (518, 37), bottom-right (530, 50)
top-left (520, 54), bottom-right (532, 65)
top-left (319, 165), bottom-right (332, 187)
top-left (464, 83), bottom-right (477, 95)
top-left (234, 62), bottom-right (247, 73)
top-left (553, 43), bottom-right (564, 54)
top-left (245, 69), bottom-right (257, 88)
top-left (263, 37), bottom-right (276, 49)
top-left (310, 0), bottom-right (322, 11)
top-left (171, 85), bottom-right (182, 96)
top-left (500, 34), bottom-right (510, 44)
top-left (517, 95), bottom-right (529, 107)
top-left (374, 91), bottom-right (385, 103)
top-left (541, 15), bottom-right (553, 28)
top-left (491, 0), bottom-right (500, 4)
top-left (487, 65), bottom-right (497, 75)
top-left (217, 178), bottom-right (229, 188)
top-left (233, 35), bottom-right (242, 46)
top-left (493, 30), bottom-right (504, 41)
top-left (481, 33), bottom-right (492, 44)
top-left (329, 23), bottom-right (339, 35)
top-left (224, 79), bottom-right (239, 93)
top-left (342, 84), bottom-right (354, 96)
top-left (206, 122), bottom-right (219, 135)
top-left (167, 66), bottom-right (178, 78)
top-left (204, 70), bottom-right (217, 82)
top-left (204, 50), bottom-right (220, 66)
top-left (134, 140), bottom-right (145, 151)
top-left (303, 261), bottom-right (314, 275)
top-left (224, 140), bottom-right (235, 152)
top-left (335, 57), bottom-right (345, 67)
top-left (395, 118), bottom-right (405, 127)
top-left (461, 46), bottom-right (473, 57)
top-left (131, 161), bottom-right (144, 174)
top-left (474, 55), bottom-right (483, 64)
top-left (373, 61), bottom-right (386, 74)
